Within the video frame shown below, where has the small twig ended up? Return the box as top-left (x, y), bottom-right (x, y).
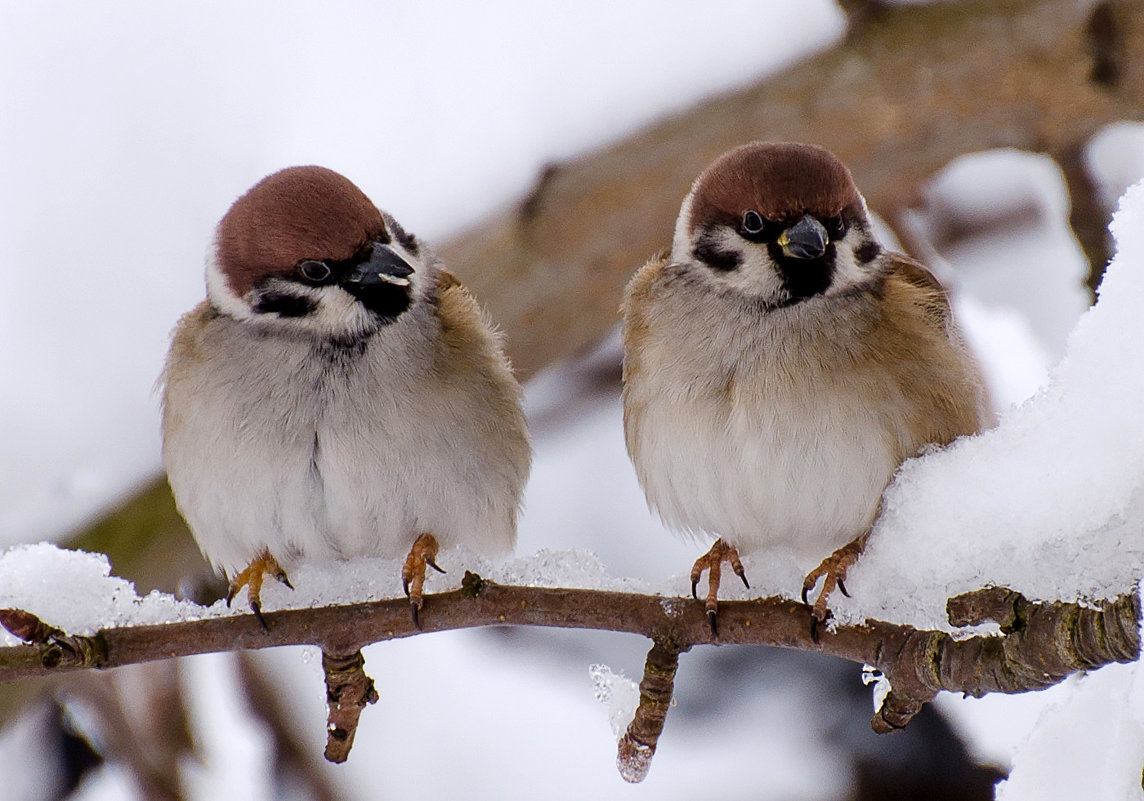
top-left (837, 0), bottom-right (891, 35)
top-left (946, 586), bottom-right (1023, 630)
top-left (617, 638), bottom-right (687, 783)
top-left (518, 163), bottom-right (561, 223)
top-left (870, 586), bottom-right (1142, 731)
top-left (321, 649), bottom-right (378, 763)
top-left (0, 608), bottom-right (108, 671)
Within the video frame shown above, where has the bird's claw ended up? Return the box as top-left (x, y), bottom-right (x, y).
top-left (689, 539), bottom-right (748, 639)
top-left (251, 599), bottom-right (269, 632)
top-left (801, 539), bottom-right (863, 639)
top-left (733, 562), bottom-right (750, 590)
top-left (225, 549), bottom-right (292, 631)
top-left (401, 533), bottom-right (443, 631)
top-left (808, 606), bottom-right (833, 644)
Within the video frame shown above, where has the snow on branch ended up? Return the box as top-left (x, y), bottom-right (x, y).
top-left (0, 574), bottom-right (1137, 774)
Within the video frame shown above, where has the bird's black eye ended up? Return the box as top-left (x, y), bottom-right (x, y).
top-left (741, 210), bottom-right (765, 235)
top-left (825, 215), bottom-right (847, 241)
top-left (298, 259), bottom-right (332, 283)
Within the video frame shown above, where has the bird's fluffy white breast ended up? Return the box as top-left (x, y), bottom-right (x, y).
top-left (162, 304), bottom-right (520, 575)
top-left (623, 274), bottom-right (900, 559)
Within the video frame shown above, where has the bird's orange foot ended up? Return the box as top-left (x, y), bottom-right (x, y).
top-left (690, 538), bottom-right (750, 637)
top-left (226, 549), bottom-right (293, 630)
top-left (802, 537), bottom-right (865, 641)
top-left (401, 533), bottom-right (446, 629)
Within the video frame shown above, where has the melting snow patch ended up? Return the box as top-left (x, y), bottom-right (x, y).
top-left (589, 663), bottom-right (640, 740)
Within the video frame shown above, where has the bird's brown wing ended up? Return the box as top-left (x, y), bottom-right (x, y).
top-left (886, 252), bottom-right (955, 333)
top-left (433, 268), bottom-right (507, 374)
top-left (432, 267), bottom-right (529, 434)
top-left (435, 268), bottom-right (463, 293)
top-left (620, 251), bottom-right (670, 340)
top-left (886, 251), bottom-right (995, 430)
top-left (619, 251), bottom-right (671, 383)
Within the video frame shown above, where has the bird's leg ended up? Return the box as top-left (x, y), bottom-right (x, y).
top-left (689, 538), bottom-right (750, 637)
top-left (802, 533), bottom-right (868, 640)
top-left (401, 533), bottom-right (446, 628)
top-left (226, 548), bottom-right (293, 630)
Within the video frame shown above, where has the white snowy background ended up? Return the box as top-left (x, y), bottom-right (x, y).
top-left (3, 2), bottom-right (1144, 799)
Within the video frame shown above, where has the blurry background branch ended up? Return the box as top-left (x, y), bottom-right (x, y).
top-left (445, 0), bottom-right (1143, 379)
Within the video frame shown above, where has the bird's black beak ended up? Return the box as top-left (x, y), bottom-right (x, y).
top-left (344, 242), bottom-right (414, 288)
top-left (779, 214), bottom-right (829, 260)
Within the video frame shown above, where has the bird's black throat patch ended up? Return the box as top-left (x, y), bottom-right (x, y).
top-left (768, 242), bottom-right (836, 305)
top-left (343, 282), bottom-right (412, 324)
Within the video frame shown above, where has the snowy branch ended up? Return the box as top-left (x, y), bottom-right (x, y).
top-left (0, 574), bottom-right (1137, 772)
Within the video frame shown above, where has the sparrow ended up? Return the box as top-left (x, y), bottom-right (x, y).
top-left (161, 166), bottom-right (531, 626)
top-left (621, 142), bottom-right (991, 636)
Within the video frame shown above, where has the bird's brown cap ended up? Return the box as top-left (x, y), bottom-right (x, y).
top-left (688, 142), bottom-right (862, 235)
top-left (215, 166), bottom-right (387, 296)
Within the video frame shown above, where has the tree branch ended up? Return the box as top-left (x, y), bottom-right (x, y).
top-left (320, 649), bottom-right (378, 763)
top-left (1, 576), bottom-right (1138, 767)
top-left (617, 638), bottom-right (686, 783)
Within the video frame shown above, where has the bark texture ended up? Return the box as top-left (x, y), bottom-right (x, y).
top-left (617, 639), bottom-right (687, 783)
top-left (320, 649), bottom-right (378, 763)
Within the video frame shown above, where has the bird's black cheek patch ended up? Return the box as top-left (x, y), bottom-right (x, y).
top-left (388, 218), bottom-right (421, 258)
top-left (252, 290), bottom-right (318, 318)
top-left (692, 235), bottom-right (741, 272)
top-left (854, 240), bottom-right (882, 264)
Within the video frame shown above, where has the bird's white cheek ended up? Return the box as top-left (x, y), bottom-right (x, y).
top-left (255, 284), bottom-right (379, 339)
top-left (723, 245), bottom-right (786, 299)
top-left (311, 287), bottom-right (374, 332)
top-left (825, 239), bottom-right (876, 296)
top-left (205, 247), bottom-right (255, 322)
top-left (684, 227), bottom-right (787, 301)
top-left (670, 191), bottom-right (698, 262)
